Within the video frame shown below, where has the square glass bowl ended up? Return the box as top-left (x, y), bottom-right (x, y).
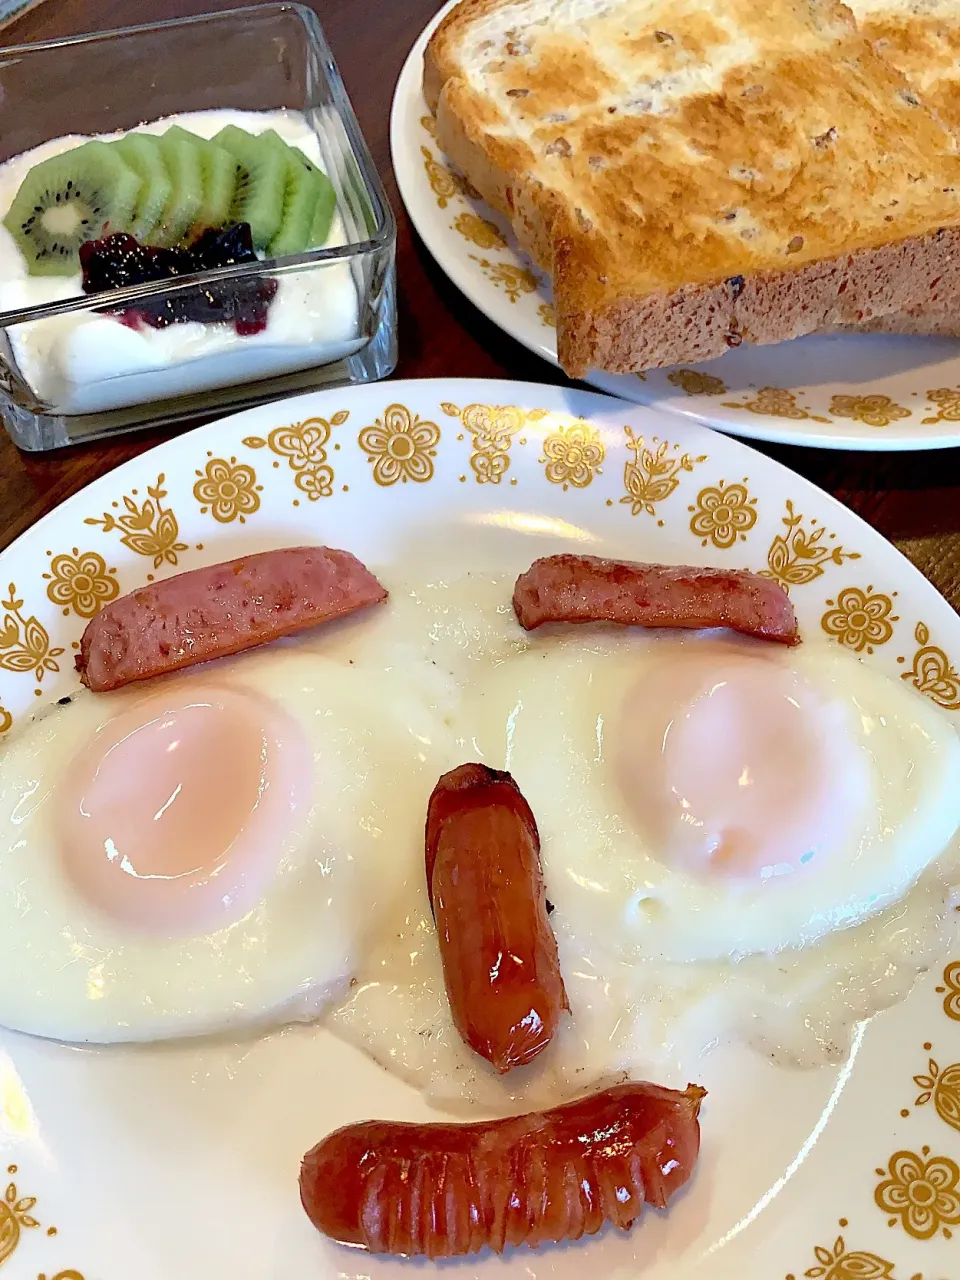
top-left (0, 3), bottom-right (397, 450)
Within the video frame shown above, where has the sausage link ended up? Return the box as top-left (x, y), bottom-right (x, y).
top-left (76, 545), bottom-right (387, 691)
top-left (425, 763), bottom-right (568, 1073)
top-left (300, 1080), bottom-right (705, 1257)
top-left (513, 554), bottom-right (799, 645)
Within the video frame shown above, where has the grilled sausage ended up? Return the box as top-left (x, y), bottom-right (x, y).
top-left (426, 763), bottom-right (568, 1073)
top-left (513, 554), bottom-right (799, 645)
top-left (76, 546), bottom-right (387, 691)
top-left (300, 1080), bottom-right (705, 1257)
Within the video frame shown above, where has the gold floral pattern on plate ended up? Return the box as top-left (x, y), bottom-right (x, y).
top-left (43, 550), bottom-right (118, 620)
top-left (193, 456), bottom-right (262, 524)
top-left (420, 146), bottom-right (479, 207)
top-left (689, 479), bottom-right (757, 549)
top-left (38, 1272), bottom-right (85, 1280)
top-left (785, 1230), bottom-right (901, 1280)
top-left (828, 394), bottom-right (911, 428)
top-left (667, 369), bottom-right (727, 396)
top-left (821, 587), bottom-right (898, 654)
top-left (243, 413), bottom-right (349, 503)
top-left (0, 585), bottom-right (64, 694)
top-left (358, 404), bottom-right (440, 485)
top-left (912, 1049), bottom-right (960, 1133)
top-left (0, 707), bottom-right (11, 734)
top-left (540, 420), bottom-right (604, 489)
top-left (898, 622), bottom-right (960, 710)
top-left (621, 428), bottom-right (707, 522)
top-left (936, 961), bottom-right (960, 1022)
top-left (468, 255), bottom-right (538, 302)
top-left (85, 475), bottom-right (188, 569)
top-left (721, 386), bottom-right (831, 423)
top-left (537, 301), bottom-right (556, 328)
top-left (441, 401), bottom-right (545, 484)
top-left (452, 212), bottom-right (507, 250)
top-left (420, 113), bottom-right (438, 140)
top-left (922, 387), bottom-right (960, 425)
top-left (760, 500), bottom-right (860, 591)
top-left (875, 1147), bottom-right (960, 1239)
top-left (0, 1171), bottom-right (39, 1267)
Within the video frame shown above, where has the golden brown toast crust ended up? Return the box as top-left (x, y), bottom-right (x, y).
top-left (425, 0), bottom-right (960, 375)
top-left (852, 0), bottom-right (960, 133)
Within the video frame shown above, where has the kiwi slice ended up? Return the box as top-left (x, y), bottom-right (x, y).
top-left (3, 140), bottom-right (141, 276)
top-left (112, 134), bottom-right (172, 242)
top-left (163, 127), bottom-right (239, 238)
top-left (152, 132), bottom-right (205, 246)
top-left (306, 171), bottom-right (336, 248)
top-left (267, 155), bottom-right (320, 258)
top-left (257, 129), bottom-right (336, 253)
top-left (212, 125), bottom-right (285, 251)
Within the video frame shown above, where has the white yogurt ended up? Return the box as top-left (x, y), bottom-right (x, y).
top-left (0, 110), bottom-right (363, 416)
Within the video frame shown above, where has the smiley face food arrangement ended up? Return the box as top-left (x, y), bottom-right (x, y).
top-left (1, 546), bottom-right (959, 1260)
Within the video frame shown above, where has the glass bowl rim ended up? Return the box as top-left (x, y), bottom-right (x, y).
top-left (0, 1), bottom-right (396, 327)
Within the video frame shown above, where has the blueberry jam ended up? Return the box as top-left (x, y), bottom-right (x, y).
top-left (79, 224), bottom-right (277, 336)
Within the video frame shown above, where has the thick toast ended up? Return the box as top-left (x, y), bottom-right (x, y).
top-left (425, 0), bottom-right (960, 376)
top-left (841, 0), bottom-right (960, 336)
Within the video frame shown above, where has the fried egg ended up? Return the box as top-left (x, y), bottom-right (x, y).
top-left (0, 643), bottom-right (451, 1044)
top-left (472, 630), bottom-right (960, 963)
top-left (329, 577), bottom-right (960, 1109)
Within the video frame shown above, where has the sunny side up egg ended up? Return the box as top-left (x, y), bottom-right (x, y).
top-left (478, 631), bottom-right (960, 963)
top-left (0, 642), bottom-right (453, 1044)
top-left (330, 577), bottom-right (960, 1111)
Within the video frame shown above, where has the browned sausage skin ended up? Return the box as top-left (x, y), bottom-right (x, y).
top-left (513, 554), bottom-right (799, 645)
top-left (426, 763), bottom-right (569, 1073)
top-left (300, 1081), bottom-right (705, 1257)
top-left (76, 546), bottom-right (388, 692)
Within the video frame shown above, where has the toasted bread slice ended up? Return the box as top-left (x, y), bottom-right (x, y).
top-left (425, 0), bottom-right (960, 376)
top-left (841, 0), bottom-right (960, 336)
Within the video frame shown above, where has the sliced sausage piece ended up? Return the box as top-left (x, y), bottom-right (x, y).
top-left (513, 554), bottom-right (799, 645)
top-left (300, 1080), bottom-right (705, 1257)
top-left (76, 546), bottom-right (387, 692)
top-left (426, 763), bottom-right (568, 1074)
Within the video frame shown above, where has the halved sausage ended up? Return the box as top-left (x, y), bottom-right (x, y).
top-left (513, 554), bottom-right (799, 645)
top-left (76, 545), bottom-right (387, 691)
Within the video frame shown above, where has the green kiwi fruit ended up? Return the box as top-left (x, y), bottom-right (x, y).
top-left (306, 170), bottom-right (336, 247)
top-left (163, 127), bottom-right (239, 238)
top-left (257, 129), bottom-right (337, 253)
top-left (212, 125), bottom-right (285, 250)
top-left (112, 134), bottom-right (173, 242)
top-left (3, 140), bottom-right (142, 276)
top-left (152, 132), bottom-right (205, 246)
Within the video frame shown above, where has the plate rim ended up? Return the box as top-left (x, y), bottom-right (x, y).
top-left (2, 375), bottom-right (960, 1280)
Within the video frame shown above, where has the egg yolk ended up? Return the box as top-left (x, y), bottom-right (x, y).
top-left (57, 684), bottom-right (312, 932)
top-left (616, 642), bottom-right (866, 882)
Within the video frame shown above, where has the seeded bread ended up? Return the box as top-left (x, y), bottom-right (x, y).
top-left (840, 0), bottom-right (960, 336)
top-left (424, 0), bottom-right (960, 376)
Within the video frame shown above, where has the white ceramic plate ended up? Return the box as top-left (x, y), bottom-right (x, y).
top-left (2, 378), bottom-right (960, 1280)
top-left (392, 7), bottom-right (960, 452)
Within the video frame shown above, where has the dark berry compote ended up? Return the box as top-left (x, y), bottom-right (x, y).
top-left (79, 224), bottom-right (277, 336)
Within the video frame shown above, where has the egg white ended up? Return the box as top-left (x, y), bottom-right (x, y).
top-left (466, 629), bottom-right (960, 962)
top-left (0, 644), bottom-right (452, 1044)
top-left (328, 579), bottom-right (960, 1108)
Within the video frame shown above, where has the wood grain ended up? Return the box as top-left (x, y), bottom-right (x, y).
top-left (2, 0), bottom-right (959, 608)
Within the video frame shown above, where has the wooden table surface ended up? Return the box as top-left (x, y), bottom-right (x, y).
top-left (3, 0), bottom-right (960, 608)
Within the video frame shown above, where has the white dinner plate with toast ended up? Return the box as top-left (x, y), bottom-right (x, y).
top-left (1, 378), bottom-right (960, 1279)
top-left (392, 3), bottom-right (960, 453)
